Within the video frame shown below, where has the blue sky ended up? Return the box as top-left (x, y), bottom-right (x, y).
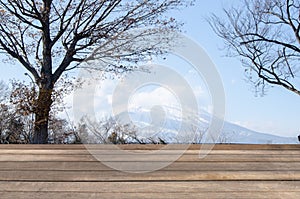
top-left (1, 0), bottom-right (300, 138)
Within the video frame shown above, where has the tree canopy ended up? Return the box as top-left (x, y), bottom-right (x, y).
top-left (0, 0), bottom-right (193, 143)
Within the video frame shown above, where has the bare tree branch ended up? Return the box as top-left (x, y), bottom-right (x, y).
top-left (0, 0), bottom-right (192, 143)
top-left (208, 0), bottom-right (300, 96)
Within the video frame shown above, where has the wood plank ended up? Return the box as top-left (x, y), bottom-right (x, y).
top-left (0, 170), bottom-right (299, 181)
top-left (0, 144), bottom-right (299, 150)
top-left (0, 144), bottom-right (299, 199)
top-left (0, 149), bottom-right (300, 155)
top-left (1, 154), bottom-right (300, 162)
top-left (0, 161), bottom-right (300, 171)
top-left (0, 181), bottom-right (299, 192)
top-left (0, 191), bottom-right (299, 199)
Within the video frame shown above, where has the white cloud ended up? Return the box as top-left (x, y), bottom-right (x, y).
top-left (128, 86), bottom-right (182, 119)
top-left (63, 78), bottom-right (117, 122)
top-left (62, 65), bottom-right (214, 124)
top-left (128, 86), bottom-right (180, 109)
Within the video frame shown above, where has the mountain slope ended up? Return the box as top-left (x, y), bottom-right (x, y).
top-left (122, 108), bottom-right (298, 144)
top-left (222, 122), bottom-right (297, 144)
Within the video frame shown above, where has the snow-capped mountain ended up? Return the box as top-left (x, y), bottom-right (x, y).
top-left (117, 107), bottom-right (298, 144)
top-left (222, 122), bottom-right (297, 144)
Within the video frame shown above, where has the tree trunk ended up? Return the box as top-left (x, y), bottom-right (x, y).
top-left (32, 88), bottom-right (53, 144)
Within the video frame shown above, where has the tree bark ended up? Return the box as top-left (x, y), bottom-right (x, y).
top-left (32, 87), bottom-right (53, 144)
top-left (32, 0), bottom-right (53, 144)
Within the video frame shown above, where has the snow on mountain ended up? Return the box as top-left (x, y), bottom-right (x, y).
top-left (117, 106), bottom-right (298, 144)
top-left (222, 122), bottom-right (297, 144)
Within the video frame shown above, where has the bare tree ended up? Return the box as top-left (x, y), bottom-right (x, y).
top-left (78, 116), bottom-right (140, 144)
top-left (48, 117), bottom-right (79, 144)
top-left (208, 0), bottom-right (300, 96)
top-left (0, 81), bottom-right (76, 144)
top-left (78, 116), bottom-right (169, 144)
top-left (0, 84), bottom-right (31, 143)
top-left (0, 0), bottom-right (192, 143)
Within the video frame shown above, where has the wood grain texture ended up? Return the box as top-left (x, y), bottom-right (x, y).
top-left (0, 144), bottom-right (299, 198)
top-left (1, 161), bottom-right (300, 171)
top-left (1, 191), bottom-right (299, 199)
